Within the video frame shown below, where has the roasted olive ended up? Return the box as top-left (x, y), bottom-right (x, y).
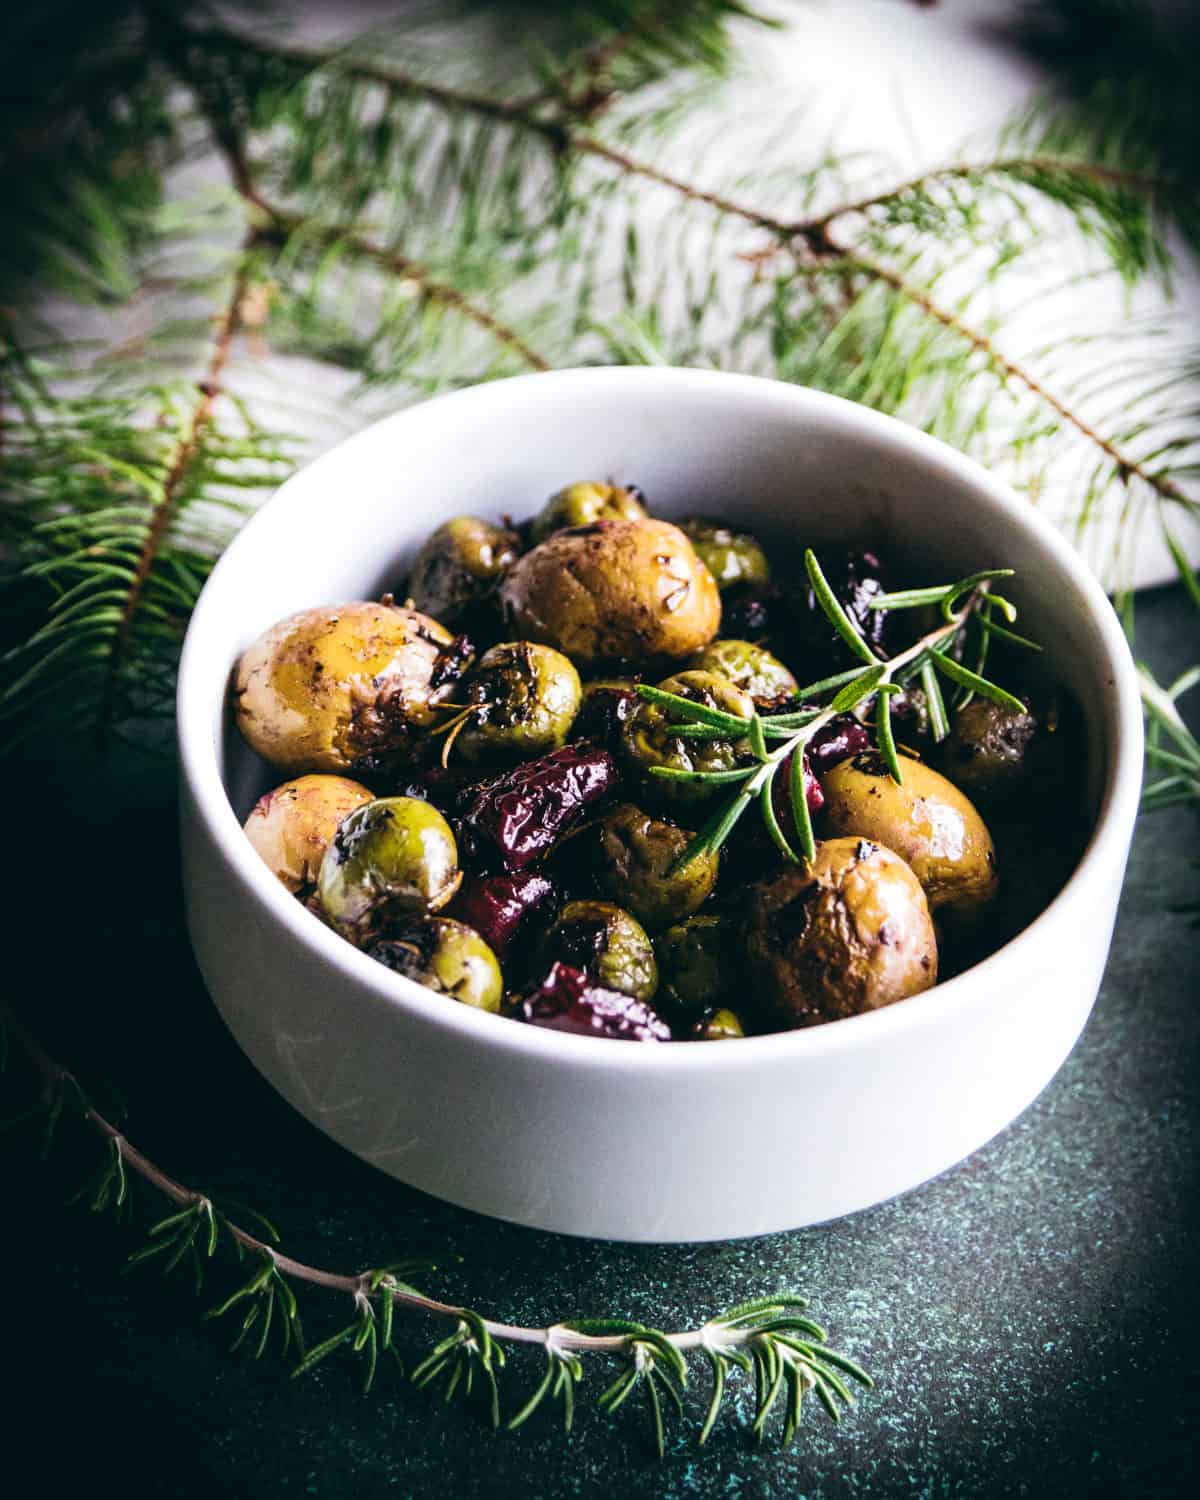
top-left (499, 518), bottom-right (720, 666)
top-left (530, 481), bottom-right (648, 542)
top-left (784, 545), bottom-right (889, 670)
top-left (235, 601), bottom-right (470, 774)
top-left (539, 899), bottom-right (658, 1002)
top-left (406, 516), bottom-right (519, 626)
top-left (594, 802), bottom-right (719, 931)
top-left (686, 638), bottom-right (797, 707)
top-left (368, 917), bottom-right (503, 1012)
top-left (939, 698), bottom-right (1042, 800)
top-left (457, 744), bottom-right (617, 871)
top-left (519, 961), bottom-right (671, 1040)
top-left (574, 677), bottom-right (642, 745)
top-left (746, 837), bottom-right (937, 1026)
top-left (679, 517), bottom-right (770, 590)
top-left (691, 1008), bottom-right (745, 1040)
top-left (243, 774), bottom-right (374, 896)
top-left (820, 751), bottom-right (998, 917)
top-left (455, 641), bottom-right (581, 763)
top-left (654, 914), bottom-right (733, 1020)
top-left (317, 796), bottom-right (460, 940)
top-left (446, 871), bottom-right (555, 957)
top-left (622, 669), bottom-right (753, 807)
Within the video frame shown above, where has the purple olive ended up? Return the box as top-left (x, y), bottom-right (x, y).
top-left (806, 714), bottom-right (871, 775)
top-left (446, 870), bottom-right (555, 956)
top-left (457, 744), bottom-right (618, 871)
top-left (786, 546), bottom-right (890, 669)
top-left (518, 961), bottom-right (671, 1041)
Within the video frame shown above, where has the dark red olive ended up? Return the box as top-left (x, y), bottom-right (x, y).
top-left (458, 744), bottom-right (618, 871)
top-left (573, 683), bottom-right (642, 746)
top-left (786, 547), bottom-right (890, 669)
top-left (722, 584), bottom-right (782, 639)
top-left (446, 871), bottom-right (555, 955)
top-left (518, 961), bottom-right (671, 1041)
top-left (806, 714), bottom-right (871, 775)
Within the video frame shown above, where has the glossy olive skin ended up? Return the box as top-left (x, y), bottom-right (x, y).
top-left (498, 519), bottom-right (721, 666)
top-left (679, 516), bottom-right (770, 591)
top-left (686, 638), bottom-right (798, 707)
top-left (746, 837), bottom-right (938, 1026)
top-left (243, 774), bottom-right (374, 897)
top-left (530, 482), bottom-right (648, 543)
top-left (368, 917), bottom-right (503, 1012)
top-left (235, 601), bottom-right (469, 774)
top-left (622, 669), bottom-right (754, 807)
top-left (317, 796), bottom-right (461, 940)
top-left (939, 698), bottom-right (1041, 800)
top-left (691, 1007), bottom-right (745, 1040)
top-left (654, 914), bottom-right (732, 1020)
top-left (406, 516), bottom-right (519, 625)
top-left (456, 641), bottom-right (581, 763)
top-left (594, 802), bottom-right (719, 932)
top-left (539, 899), bottom-right (658, 1003)
top-left (820, 751), bottom-right (998, 917)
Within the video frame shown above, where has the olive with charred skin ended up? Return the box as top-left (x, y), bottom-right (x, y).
top-left (243, 774), bottom-right (374, 897)
top-left (679, 516), bottom-right (771, 590)
top-left (539, 899), bottom-right (658, 1003)
top-left (622, 669), bottom-right (754, 807)
top-left (686, 638), bottom-right (797, 707)
top-left (653, 914), bottom-right (733, 1021)
top-left (499, 518), bottom-right (720, 666)
top-left (594, 802), bottom-right (719, 931)
top-left (456, 641), bottom-right (581, 763)
top-left (746, 837), bottom-right (938, 1027)
top-left (406, 516), bottom-right (519, 625)
top-left (368, 917), bottom-right (503, 1012)
top-left (820, 751), bottom-right (998, 917)
top-left (939, 698), bottom-right (1042, 800)
top-left (317, 796), bottom-right (460, 941)
top-left (530, 481), bottom-right (648, 542)
top-left (235, 601), bottom-right (470, 775)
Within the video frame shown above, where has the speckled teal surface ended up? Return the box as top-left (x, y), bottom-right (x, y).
top-left (4, 586), bottom-right (1197, 1499)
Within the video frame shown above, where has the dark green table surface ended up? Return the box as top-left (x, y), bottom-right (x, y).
top-left (4, 585), bottom-right (1197, 1500)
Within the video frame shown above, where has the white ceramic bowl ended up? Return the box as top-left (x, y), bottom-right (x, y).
top-left (178, 368), bottom-right (1142, 1244)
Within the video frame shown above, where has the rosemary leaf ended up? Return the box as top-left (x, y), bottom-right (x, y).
top-left (875, 684), bottom-right (903, 783)
top-left (634, 684), bottom-right (748, 733)
top-left (788, 745), bottom-right (817, 863)
top-left (804, 550), bottom-right (880, 666)
top-left (832, 663), bottom-right (887, 712)
top-left (930, 651), bottom-right (1027, 712)
top-left (920, 658), bottom-right (950, 741)
top-left (760, 777), bottom-right (799, 863)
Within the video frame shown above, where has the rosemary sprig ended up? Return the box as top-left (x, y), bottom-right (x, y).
top-left (641, 551), bottom-right (1035, 870)
top-left (2, 1004), bottom-right (870, 1457)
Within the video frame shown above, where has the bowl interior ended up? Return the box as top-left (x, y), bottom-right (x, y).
top-left (207, 370), bottom-right (1117, 834)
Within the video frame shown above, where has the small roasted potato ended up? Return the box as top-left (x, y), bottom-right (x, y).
top-left (243, 774), bottom-right (374, 896)
top-left (820, 751), bottom-right (998, 917)
top-left (498, 519), bottom-right (721, 666)
top-left (939, 698), bottom-right (1041, 800)
top-left (406, 516), bottom-right (519, 625)
top-left (746, 837), bottom-right (938, 1026)
top-left (679, 517), bottom-right (770, 591)
top-left (539, 899), bottom-right (658, 1003)
top-left (530, 481), bottom-right (648, 542)
top-left (594, 802), bottom-right (719, 931)
top-left (317, 796), bottom-right (461, 941)
top-left (456, 641), bottom-right (581, 763)
top-left (686, 638), bottom-right (798, 707)
top-left (368, 917), bottom-right (503, 1012)
top-left (235, 601), bottom-right (470, 774)
top-left (622, 669), bottom-right (753, 807)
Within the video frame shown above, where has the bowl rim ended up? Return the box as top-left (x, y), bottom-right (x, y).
top-left (178, 366), bottom-right (1144, 1075)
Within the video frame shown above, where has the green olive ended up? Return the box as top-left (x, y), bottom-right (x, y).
top-left (679, 516), bottom-right (770, 590)
top-left (406, 516), bottom-right (519, 625)
top-left (746, 837), bottom-right (938, 1026)
top-left (691, 1007), bottom-right (745, 1041)
top-left (939, 698), bottom-right (1041, 800)
top-left (654, 914), bottom-right (733, 1020)
top-left (235, 601), bottom-right (470, 774)
top-left (820, 750), bottom-right (998, 917)
top-left (530, 481), bottom-right (647, 542)
top-left (456, 641), bottom-right (581, 763)
top-left (243, 774), bottom-right (374, 897)
top-left (540, 899), bottom-right (658, 1002)
top-left (317, 796), bottom-right (460, 941)
top-left (686, 639), bottom-right (797, 706)
top-left (595, 802), bottom-right (719, 931)
top-left (368, 917), bottom-right (502, 1012)
top-left (622, 669), bottom-right (754, 807)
